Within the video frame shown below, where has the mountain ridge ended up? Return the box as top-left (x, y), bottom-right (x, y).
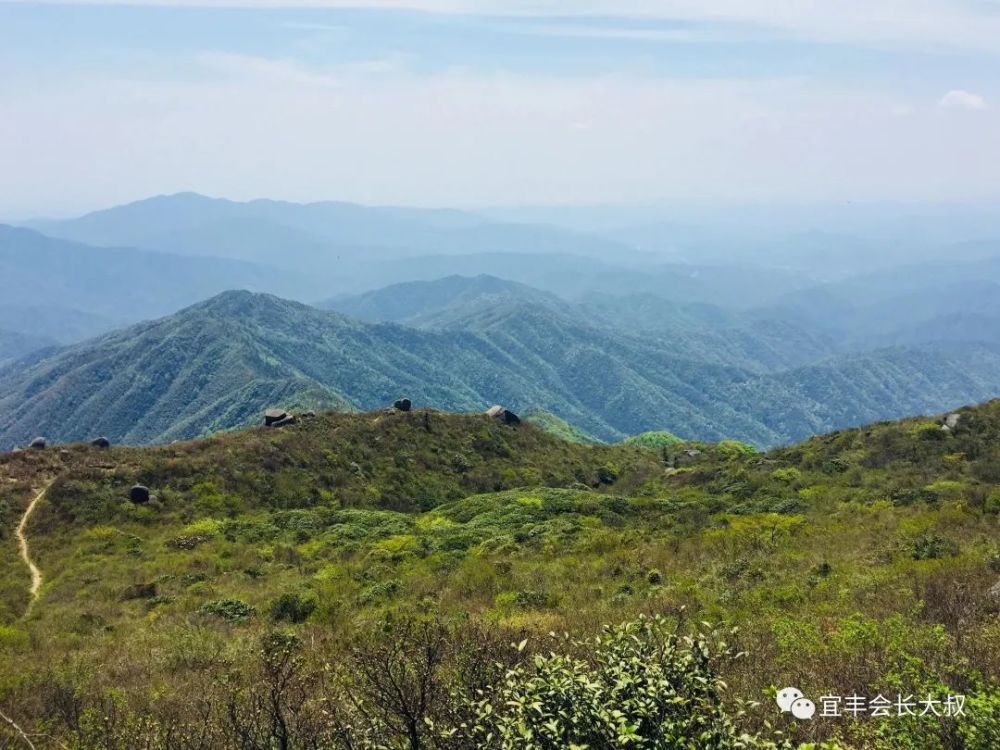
top-left (4, 289), bottom-right (1000, 450)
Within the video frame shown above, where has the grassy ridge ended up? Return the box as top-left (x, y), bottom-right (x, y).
top-left (0, 404), bottom-right (998, 747)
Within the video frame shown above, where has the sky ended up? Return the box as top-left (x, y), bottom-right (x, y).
top-left (0, 1), bottom-right (998, 218)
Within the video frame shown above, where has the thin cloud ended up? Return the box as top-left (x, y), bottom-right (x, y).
top-left (10, 0), bottom-right (1000, 54)
top-left (939, 89), bottom-right (989, 111)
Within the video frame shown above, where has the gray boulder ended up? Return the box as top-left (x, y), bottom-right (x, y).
top-left (29, 437), bottom-right (47, 450)
top-left (942, 413), bottom-right (962, 431)
top-left (485, 405), bottom-right (520, 425)
top-left (393, 398), bottom-right (412, 412)
top-left (271, 415), bottom-right (298, 428)
top-left (90, 437), bottom-right (111, 448)
top-left (989, 580), bottom-right (1000, 603)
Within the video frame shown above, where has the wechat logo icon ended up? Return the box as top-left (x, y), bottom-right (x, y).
top-left (777, 687), bottom-right (816, 720)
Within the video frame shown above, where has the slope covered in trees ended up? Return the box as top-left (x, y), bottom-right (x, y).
top-left (5, 290), bottom-right (1000, 450)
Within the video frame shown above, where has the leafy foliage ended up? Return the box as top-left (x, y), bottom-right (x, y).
top-left (455, 616), bottom-right (776, 749)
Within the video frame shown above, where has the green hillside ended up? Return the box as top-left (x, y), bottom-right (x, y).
top-left (622, 430), bottom-right (685, 448)
top-left (1, 404), bottom-right (997, 748)
top-left (320, 274), bottom-right (563, 325)
top-left (5, 291), bottom-right (1000, 451)
top-left (522, 408), bottom-right (600, 443)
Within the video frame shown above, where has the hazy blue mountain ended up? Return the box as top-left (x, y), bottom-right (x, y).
top-left (759, 261), bottom-right (1000, 350)
top-left (0, 329), bottom-right (55, 365)
top-left (29, 192), bottom-right (638, 272)
top-left (865, 312), bottom-right (1000, 349)
top-left (0, 224), bottom-right (312, 338)
top-left (488, 202), bottom-right (1000, 253)
top-left (0, 303), bottom-right (116, 346)
top-left (30, 194), bottom-right (844, 309)
top-left (319, 274), bottom-right (562, 325)
top-left (332, 252), bottom-right (628, 299)
top-left (328, 254), bottom-right (810, 308)
top-left (573, 292), bottom-right (740, 330)
top-left (326, 276), bottom-right (835, 372)
top-left (725, 343), bottom-right (1000, 443)
top-left (3, 290), bottom-right (1000, 450)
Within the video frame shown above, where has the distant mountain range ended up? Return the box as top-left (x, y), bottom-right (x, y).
top-left (4, 289), bottom-right (1000, 450)
top-left (0, 224), bottom-right (306, 343)
top-left (5, 195), bottom-right (1000, 453)
top-left (0, 329), bottom-right (55, 366)
top-left (21, 193), bottom-right (816, 306)
top-left (29, 191), bottom-right (638, 269)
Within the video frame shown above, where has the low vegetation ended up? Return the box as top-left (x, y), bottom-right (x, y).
top-left (0, 404), bottom-right (998, 748)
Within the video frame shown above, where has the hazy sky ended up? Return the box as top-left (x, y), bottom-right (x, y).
top-left (1, 0), bottom-right (998, 217)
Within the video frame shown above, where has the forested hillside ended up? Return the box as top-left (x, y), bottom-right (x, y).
top-left (5, 291), bottom-right (1000, 450)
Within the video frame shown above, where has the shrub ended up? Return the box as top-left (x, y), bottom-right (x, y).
top-left (911, 533), bottom-right (958, 560)
top-left (514, 590), bottom-right (553, 609)
top-left (716, 440), bottom-right (757, 458)
top-left (959, 685), bottom-right (1000, 750)
top-left (270, 592), bottom-right (317, 624)
top-left (597, 464), bottom-right (619, 484)
top-left (917, 423), bottom-right (948, 442)
top-left (357, 579), bottom-right (402, 605)
top-left (198, 598), bottom-right (256, 623)
top-left (771, 467), bottom-right (802, 483)
top-left (453, 616), bottom-right (776, 748)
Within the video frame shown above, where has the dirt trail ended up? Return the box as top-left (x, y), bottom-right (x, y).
top-left (15, 484), bottom-right (48, 610)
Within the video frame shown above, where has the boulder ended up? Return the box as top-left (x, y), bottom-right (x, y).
top-left (301, 410), bottom-right (316, 419)
top-left (942, 413), bottom-right (962, 431)
top-left (989, 580), bottom-right (1000, 604)
top-left (485, 405), bottom-right (520, 425)
top-left (121, 582), bottom-right (157, 601)
top-left (264, 409), bottom-right (289, 426)
top-left (29, 437), bottom-right (47, 450)
top-left (393, 398), bottom-right (412, 412)
top-left (271, 415), bottom-right (298, 428)
top-left (90, 437), bottom-right (111, 449)
top-left (129, 484), bottom-right (151, 504)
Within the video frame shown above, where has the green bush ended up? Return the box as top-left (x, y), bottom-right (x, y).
top-left (198, 598), bottom-right (256, 623)
top-left (269, 592), bottom-right (317, 624)
top-left (911, 533), bottom-right (958, 560)
top-left (959, 685), bottom-right (1000, 749)
top-left (453, 616), bottom-right (778, 749)
top-left (717, 440), bottom-right (758, 458)
top-left (597, 463), bottom-right (620, 484)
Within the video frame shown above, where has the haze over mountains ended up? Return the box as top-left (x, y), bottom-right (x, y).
top-left (4, 192), bottom-right (1000, 451)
